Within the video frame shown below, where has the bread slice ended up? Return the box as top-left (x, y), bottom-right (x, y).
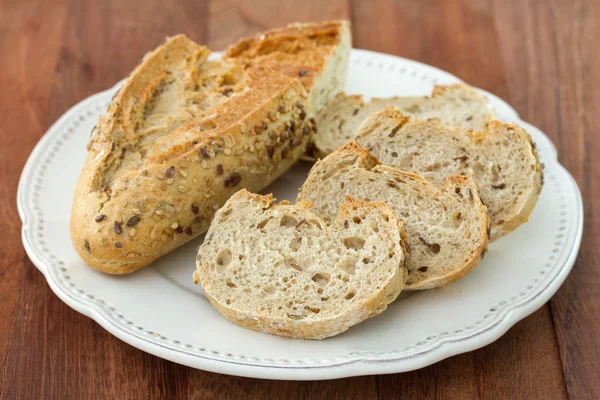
top-left (225, 20), bottom-right (351, 114)
top-left (312, 84), bottom-right (494, 158)
top-left (71, 35), bottom-right (314, 274)
top-left (355, 107), bottom-right (543, 240)
top-left (193, 189), bottom-right (409, 339)
top-left (298, 142), bottom-right (489, 290)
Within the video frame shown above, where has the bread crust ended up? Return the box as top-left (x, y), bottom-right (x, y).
top-left (194, 190), bottom-right (408, 339)
top-left (224, 20), bottom-right (350, 92)
top-left (70, 35), bottom-right (312, 274)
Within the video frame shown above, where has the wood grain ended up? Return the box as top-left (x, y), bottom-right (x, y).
top-left (0, 0), bottom-right (69, 390)
top-left (490, 0), bottom-right (600, 399)
top-left (0, 0), bottom-right (597, 398)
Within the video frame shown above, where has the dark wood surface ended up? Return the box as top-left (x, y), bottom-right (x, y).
top-left (0, 0), bottom-right (597, 398)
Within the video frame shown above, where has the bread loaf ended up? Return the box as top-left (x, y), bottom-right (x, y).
top-left (298, 142), bottom-right (489, 289)
top-left (193, 189), bottom-right (408, 339)
top-left (71, 35), bottom-right (315, 273)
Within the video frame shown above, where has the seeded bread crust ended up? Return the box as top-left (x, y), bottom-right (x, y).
top-left (298, 142), bottom-right (489, 289)
top-left (355, 107), bottom-right (543, 240)
top-left (225, 20), bottom-right (351, 115)
top-left (312, 84), bottom-right (494, 158)
top-left (71, 35), bottom-right (314, 274)
top-left (194, 189), bottom-right (409, 339)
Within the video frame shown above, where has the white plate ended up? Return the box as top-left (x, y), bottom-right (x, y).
top-left (18, 50), bottom-right (583, 380)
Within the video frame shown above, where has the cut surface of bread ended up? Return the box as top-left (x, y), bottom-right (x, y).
top-left (71, 35), bottom-right (314, 274)
top-left (225, 20), bottom-right (351, 114)
top-left (193, 189), bottom-right (408, 339)
top-left (355, 107), bottom-right (543, 240)
top-left (313, 84), bottom-right (494, 158)
top-left (298, 142), bottom-right (489, 290)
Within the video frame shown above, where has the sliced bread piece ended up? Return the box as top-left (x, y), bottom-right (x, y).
top-left (193, 189), bottom-right (409, 340)
top-left (298, 142), bottom-right (489, 290)
top-left (355, 107), bottom-right (543, 240)
top-left (225, 20), bottom-right (351, 114)
top-left (313, 84), bottom-right (494, 158)
top-left (298, 141), bottom-right (489, 289)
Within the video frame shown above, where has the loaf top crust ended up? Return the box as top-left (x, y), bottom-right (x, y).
top-left (224, 20), bottom-right (350, 90)
top-left (71, 35), bottom-right (310, 273)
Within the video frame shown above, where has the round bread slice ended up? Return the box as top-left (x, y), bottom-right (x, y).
top-left (312, 84), bottom-right (494, 158)
top-left (193, 189), bottom-right (409, 340)
top-left (298, 142), bottom-right (489, 290)
top-left (355, 107), bottom-right (543, 240)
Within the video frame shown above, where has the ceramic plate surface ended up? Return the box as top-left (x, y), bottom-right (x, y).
top-left (18, 50), bottom-right (583, 380)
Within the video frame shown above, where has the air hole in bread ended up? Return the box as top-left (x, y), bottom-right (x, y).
top-left (362, 257), bottom-right (372, 264)
top-left (306, 306), bottom-right (320, 314)
top-left (424, 162), bottom-right (441, 172)
top-left (322, 169), bottom-right (335, 180)
top-left (418, 266), bottom-right (428, 272)
top-left (220, 208), bottom-right (232, 220)
top-left (225, 299), bottom-right (231, 305)
top-left (312, 273), bottom-right (330, 287)
top-left (352, 216), bottom-right (361, 224)
top-left (289, 236), bottom-right (302, 251)
top-left (343, 237), bottom-right (365, 250)
top-left (256, 217), bottom-right (273, 229)
top-left (338, 256), bottom-right (358, 275)
top-left (391, 151), bottom-right (398, 158)
top-left (264, 285), bottom-right (275, 294)
top-left (345, 291), bottom-right (356, 300)
top-left (215, 249), bottom-right (232, 273)
top-left (280, 215), bottom-right (298, 227)
top-left (309, 219), bottom-right (322, 229)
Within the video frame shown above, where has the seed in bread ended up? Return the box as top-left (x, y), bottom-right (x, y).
top-left (312, 84), bottom-right (494, 158)
top-left (193, 189), bottom-right (409, 339)
top-left (298, 142), bottom-right (489, 290)
top-left (355, 107), bottom-right (543, 240)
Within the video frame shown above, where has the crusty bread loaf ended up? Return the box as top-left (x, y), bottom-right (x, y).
top-left (312, 84), bottom-right (494, 158)
top-left (193, 189), bottom-right (409, 339)
top-left (355, 107), bottom-right (543, 240)
top-left (71, 35), bottom-right (315, 274)
top-left (298, 142), bottom-right (489, 290)
top-left (225, 20), bottom-right (351, 115)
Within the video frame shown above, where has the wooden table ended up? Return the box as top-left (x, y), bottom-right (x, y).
top-left (1, 0), bottom-right (597, 398)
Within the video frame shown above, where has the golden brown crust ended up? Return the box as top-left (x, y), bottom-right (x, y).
top-left (70, 36), bottom-right (313, 274)
top-left (224, 20), bottom-right (350, 90)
